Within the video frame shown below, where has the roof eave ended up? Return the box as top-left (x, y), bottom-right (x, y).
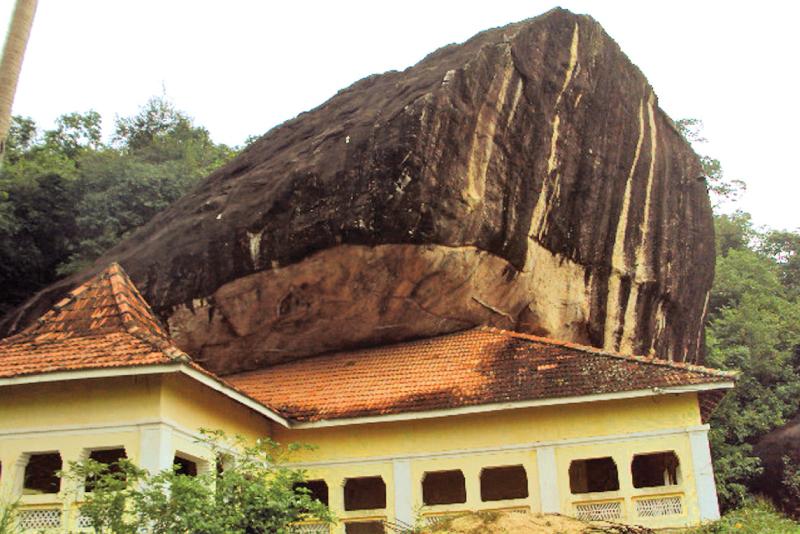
top-left (287, 381), bottom-right (735, 429)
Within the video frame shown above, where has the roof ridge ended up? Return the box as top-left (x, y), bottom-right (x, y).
top-left (104, 263), bottom-right (190, 363)
top-left (1, 263), bottom-right (190, 363)
top-left (477, 326), bottom-right (736, 378)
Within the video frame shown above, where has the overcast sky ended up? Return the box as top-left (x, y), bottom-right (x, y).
top-left (3, 0), bottom-right (798, 230)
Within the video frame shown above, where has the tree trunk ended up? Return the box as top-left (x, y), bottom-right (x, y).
top-left (0, 0), bottom-right (38, 165)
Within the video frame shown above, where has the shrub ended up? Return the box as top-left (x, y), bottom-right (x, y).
top-left (61, 430), bottom-right (333, 534)
top-left (684, 498), bottom-right (800, 534)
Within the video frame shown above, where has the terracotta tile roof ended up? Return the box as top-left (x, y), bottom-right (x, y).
top-left (228, 327), bottom-right (735, 423)
top-left (0, 263), bottom-right (189, 378)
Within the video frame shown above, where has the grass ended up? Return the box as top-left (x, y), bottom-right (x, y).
top-left (682, 499), bottom-right (800, 534)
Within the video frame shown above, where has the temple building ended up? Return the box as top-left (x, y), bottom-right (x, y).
top-left (0, 264), bottom-right (734, 532)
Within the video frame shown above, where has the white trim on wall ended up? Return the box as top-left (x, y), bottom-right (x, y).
top-left (0, 364), bottom-right (180, 386)
top-left (2, 416), bottom-right (211, 445)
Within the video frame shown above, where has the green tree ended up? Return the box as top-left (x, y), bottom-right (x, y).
top-left (674, 120), bottom-right (800, 510)
top-left (0, 97), bottom-right (239, 306)
top-left (62, 430), bottom-right (333, 534)
top-left (57, 97), bottom-right (236, 273)
top-left (675, 118), bottom-right (746, 205)
top-left (43, 110), bottom-right (102, 159)
top-left (705, 215), bottom-right (800, 510)
top-left (0, 172), bottom-right (78, 314)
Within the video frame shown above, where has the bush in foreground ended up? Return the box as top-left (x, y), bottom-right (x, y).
top-left (684, 499), bottom-right (800, 534)
top-left (61, 430), bottom-right (332, 534)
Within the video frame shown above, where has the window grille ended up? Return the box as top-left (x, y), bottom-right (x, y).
top-left (635, 495), bottom-right (683, 517)
top-left (502, 507), bottom-right (529, 515)
top-left (343, 520), bottom-right (385, 534)
top-left (76, 511), bottom-right (94, 529)
top-left (423, 513), bottom-right (458, 526)
top-left (18, 508), bottom-right (61, 530)
top-left (574, 500), bottom-right (622, 521)
top-left (290, 522), bottom-right (330, 534)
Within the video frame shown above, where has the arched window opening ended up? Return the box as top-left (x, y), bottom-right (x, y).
top-left (24, 453), bottom-right (62, 494)
top-left (293, 479), bottom-right (330, 506)
top-left (344, 476), bottom-right (386, 511)
top-left (480, 465), bottom-right (529, 501)
top-left (569, 457), bottom-right (619, 494)
top-left (173, 454), bottom-right (198, 477)
top-left (422, 470), bottom-right (467, 505)
top-left (631, 451), bottom-right (680, 488)
top-left (86, 447), bottom-right (127, 491)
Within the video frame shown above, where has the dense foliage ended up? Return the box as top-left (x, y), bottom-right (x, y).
top-left (676, 120), bottom-right (800, 512)
top-left (0, 96), bottom-right (237, 315)
top-left (705, 213), bottom-right (800, 510)
top-left (684, 499), bottom-right (800, 534)
top-left (60, 431), bottom-right (332, 534)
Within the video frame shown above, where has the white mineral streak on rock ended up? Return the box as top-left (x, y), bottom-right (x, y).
top-left (637, 93), bottom-right (659, 280)
top-left (651, 301), bottom-right (666, 356)
top-left (618, 93), bottom-right (659, 354)
top-left (505, 78), bottom-right (524, 127)
top-left (530, 23), bottom-right (580, 238)
top-left (464, 50), bottom-right (515, 205)
top-left (604, 97), bottom-right (645, 351)
top-left (247, 230), bottom-right (263, 269)
top-left (695, 290), bottom-right (711, 357)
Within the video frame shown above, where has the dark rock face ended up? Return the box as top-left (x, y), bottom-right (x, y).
top-left (753, 415), bottom-right (800, 502)
top-left (1, 8), bottom-right (715, 375)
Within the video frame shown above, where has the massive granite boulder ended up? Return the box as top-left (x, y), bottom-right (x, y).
top-left (753, 413), bottom-right (800, 504)
top-left (1, 8), bottom-right (715, 375)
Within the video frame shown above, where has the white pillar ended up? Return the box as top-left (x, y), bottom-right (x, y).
top-left (138, 424), bottom-right (174, 474)
top-left (11, 453), bottom-right (28, 497)
top-left (689, 427), bottom-right (721, 521)
top-left (536, 446), bottom-right (560, 514)
top-left (393, 459), bottom-right (413, 528)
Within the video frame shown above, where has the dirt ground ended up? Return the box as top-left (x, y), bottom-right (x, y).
top-left (422, 511), bottom-right (654, 533)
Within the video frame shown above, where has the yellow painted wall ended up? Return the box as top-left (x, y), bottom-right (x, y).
top-left (0, 375), bottom-right (161, 432)
top-left (274, 393), bottom-right (701, 462)
top-left (0, 374), bottom-right (711, 532)
top-left (556, 434), bottom-right (699, 527)
top-left (0, 372), bottom-right (272, 532)
top-left (277, 393), bottom-right (705, 531)
top-left (160, 373), bottom-right (272, 443)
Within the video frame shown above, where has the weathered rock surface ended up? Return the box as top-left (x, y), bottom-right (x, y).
top-left (0, 8), bottom-right (715, 375)
top-left (753, 414), bottom-right (800, 502)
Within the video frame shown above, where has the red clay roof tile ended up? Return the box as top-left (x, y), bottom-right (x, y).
top-left (227, 327), bottom-right (734, 423)
top-left (0, 263), bottom-right (188, 378)
top-left (0, 265), bottom-right (734, 425)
